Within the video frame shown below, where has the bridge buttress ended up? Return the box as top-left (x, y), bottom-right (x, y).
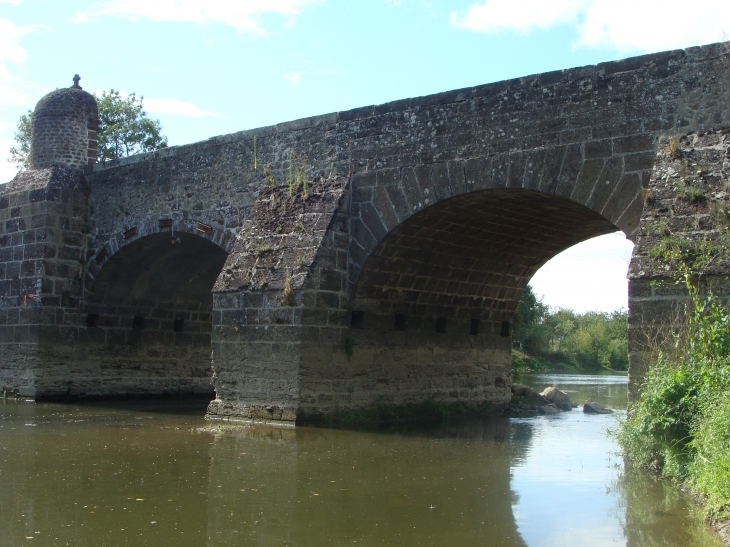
top-left (0, 166), bottom-right (89, 397)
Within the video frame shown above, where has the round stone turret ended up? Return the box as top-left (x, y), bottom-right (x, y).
top-left (30, 75), bottom-right (99, 170)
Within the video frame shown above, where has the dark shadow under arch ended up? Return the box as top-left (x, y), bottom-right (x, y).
top-left (302, 188), bottom-right (627, 416)
top-left (82, 232), bottom-right (229, 397)
top-left (353, 189), bottom-right (620, 317)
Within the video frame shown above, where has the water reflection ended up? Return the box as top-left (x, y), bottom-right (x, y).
top-left (0, 376), bottom-right (722, 547)
top-left (205, 420), bottom-right (525, 547)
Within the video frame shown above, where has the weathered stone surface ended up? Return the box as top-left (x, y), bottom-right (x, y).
top-left (2, 43), bottom-right (730, 422)
top-left (627, 128), bottom-right (730, 397)
top-left (511, 383), bottom-right (551, 409)
top-left (31, 83), bottom-right (98, 170)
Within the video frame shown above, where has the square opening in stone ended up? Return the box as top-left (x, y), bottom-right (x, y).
top-left (174, 318), bottom-right (185, 332)
top-left (350, 311), bottom-right (365, 329)
top-left (394, 314), bottom-right (408, 331)
top-left (436, 317), bottom-right (447, 333)
top-left (86, 313), bottom-right (100, 328)
top-left (500, 321), bottom-right (511, 337)
top-left (470, 318), bottom-right (480, 336)
top-left (132, 316), bottom-right (145, 331)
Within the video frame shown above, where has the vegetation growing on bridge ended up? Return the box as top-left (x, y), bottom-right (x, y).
top-left (618, 129), bottom-right (730, 520)
top-left (512, 285), bottom-right (629, 372)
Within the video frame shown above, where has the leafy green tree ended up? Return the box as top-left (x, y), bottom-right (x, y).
top-left (8, 89), bottom-right (167, 169)
top-left (8, 110), bottom-right (32, 170)
top-left (96, 90), bottom-right (167, 161)
top-left (512, 284), bottom-right (629, 371)
top-left (513, 284), bottom-right (549, 354)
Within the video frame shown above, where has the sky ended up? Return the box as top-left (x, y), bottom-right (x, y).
top-left (2, 0), bottom-right (728, 313)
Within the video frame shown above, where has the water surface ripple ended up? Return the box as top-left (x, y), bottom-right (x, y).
top-left (0, 373), bottom-right (721, 546)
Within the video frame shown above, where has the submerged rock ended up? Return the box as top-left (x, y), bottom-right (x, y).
top-left (539, 403), bottom-right (560, 415)
top-left (540, 387), bottom-right (577, 411)
top-left (583, 401), bottom-right (613, 414)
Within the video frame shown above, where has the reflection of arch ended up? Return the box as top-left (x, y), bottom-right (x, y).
top-left (87, 217), bottom-right (234, 290)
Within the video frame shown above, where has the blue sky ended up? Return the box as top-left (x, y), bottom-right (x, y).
top-left (2, 0), bottom-right (728, 312)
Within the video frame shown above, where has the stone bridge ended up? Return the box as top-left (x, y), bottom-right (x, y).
top-left (1, 43), bottom-right (729, 423)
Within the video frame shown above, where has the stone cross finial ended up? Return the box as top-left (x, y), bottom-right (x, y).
top-left (72, 74), bottom-right (82, 89)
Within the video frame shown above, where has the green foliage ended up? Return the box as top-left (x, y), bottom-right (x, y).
top-left (287, 151), bottom-right (309, 198)
top-left (617, 269), bottom-right (730, 517)
top-left (8, 110), bottom-right (32, 169)
top-left (513, 285), bottom-right (628, 371)
top-left (650, 231), bottom-right (730, 276)
top-left (96, 90), bottom-right (167, 161)
top-left (345, 338), bottom-right (355, 359)
top-left (9, 90), bottom-right (168, 168)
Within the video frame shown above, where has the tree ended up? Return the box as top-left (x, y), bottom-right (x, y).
top-left (7, 89), bottom-right (167, 169)
top-left (8, 110), bottom-right (32, 170)
top-left (96, 90), bottom-right (167, 161)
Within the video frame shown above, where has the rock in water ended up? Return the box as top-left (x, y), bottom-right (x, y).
top-left (539, 403), bottom-right (560, 415)
top-left (540, 387), bottom-right (577, 411)
top-left (583, 401), bottom-right (613, 414)
top-left (511, 384), bottom-right (551, 408)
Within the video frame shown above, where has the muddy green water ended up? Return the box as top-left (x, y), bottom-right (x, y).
top-left (0, 373), bottom-right (722, 547)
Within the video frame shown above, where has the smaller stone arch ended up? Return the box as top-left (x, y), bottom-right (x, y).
top-left (86, 216), bottom-right (235, 290)
top-left (79, 223), bottom-right (232, 398)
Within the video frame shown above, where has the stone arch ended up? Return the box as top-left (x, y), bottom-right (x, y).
top-left (86, 216), bottom-right (235, 291)
top-left (298, 149), bottom-right (646, 417)
top-left (347, 143), bottom-right (648, 289)
top-left (350, 188), bottom-right (622, 321)
top-left (80, 228), bottom-right (230, 398)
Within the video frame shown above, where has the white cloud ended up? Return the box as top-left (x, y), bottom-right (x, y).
top-left (0, 65), bottom-right (35, 106)
top-left (575, 1), bottom-right (730, 52)
top-left (0, 0), bottom-right (24, 4)
top-left (0, 18), bottom-right (37, 64)
top-left (282, 71), bottom-right (303, 88)
top-left (143, 98), bottom-right (222, 117)
top-left (452, 0), bottom-right (586, 34)
top-left (452, 0), bottom-right (730, 53)
top-left (529, 232), bottom-right (634, 313)
top-left (0, 20), bottom-right (44, 107)
top-left (73, 0), bottom-right (320, 34)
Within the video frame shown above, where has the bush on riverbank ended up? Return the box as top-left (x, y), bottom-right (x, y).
top-left (513, 285), bottom-right (629, 372)
top-left (617, 274), bottom-right (730, 517)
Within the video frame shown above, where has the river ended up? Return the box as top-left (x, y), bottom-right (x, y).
top-left (0, 373), bottom-right (722, 546)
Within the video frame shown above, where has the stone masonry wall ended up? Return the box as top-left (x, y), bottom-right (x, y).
top-left (30, 87), bottom-right (98, 170)
top-left (4, 42), bottom-right (730, 411)
top-left (0, 165), bottom-right (89, 397)
top-left (207, 178), bottom-right (347, 422)
top-left (628, 128), bottom-right (730, 397)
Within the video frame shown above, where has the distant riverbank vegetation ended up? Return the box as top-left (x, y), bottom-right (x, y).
top-left (512, 285), bottom-right (629, 372)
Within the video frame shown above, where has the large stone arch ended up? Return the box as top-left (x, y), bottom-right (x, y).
top-left (347, 142), bottom-right (647, 290)
top-left (290, 148), bottom-right (645, 418)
